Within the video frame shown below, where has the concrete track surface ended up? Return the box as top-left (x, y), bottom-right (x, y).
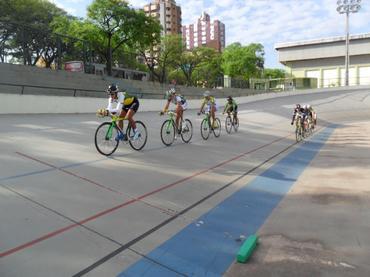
top-left (1, 89), bottom-right (370, 277)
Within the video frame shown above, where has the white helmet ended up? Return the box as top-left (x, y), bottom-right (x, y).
top-left (203, 91), bottom-right (210, 97)
top-left (306, 104), bottom-right (311, 109)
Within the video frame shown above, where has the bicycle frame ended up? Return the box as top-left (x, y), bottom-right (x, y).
top-left (105, 115), bottom-right (127, 140)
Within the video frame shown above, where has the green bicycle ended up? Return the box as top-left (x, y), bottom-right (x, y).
top-left (199, 111), bottom-right (221, 140)
top-left (94, 115), bottom-right (147, 156)
top-left (160, 111), bottom-right (193, 146)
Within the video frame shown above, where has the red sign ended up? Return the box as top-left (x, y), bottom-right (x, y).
top-left (64, 61), bottom-right (84, 72)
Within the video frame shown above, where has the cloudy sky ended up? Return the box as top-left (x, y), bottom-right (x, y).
top-left (51, 0), bottom-right (370, 68)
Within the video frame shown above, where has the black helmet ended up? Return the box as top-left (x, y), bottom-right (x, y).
top-left (107, 84), bottom-right (119, 94)
top-left (227, 96), bottom-right (233, 101)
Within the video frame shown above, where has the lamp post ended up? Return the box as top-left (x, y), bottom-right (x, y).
top-left (337, 0), bottom-right (361, 86)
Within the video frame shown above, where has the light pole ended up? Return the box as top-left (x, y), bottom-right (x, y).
top-left (337, 0), bottom-right (361, 86)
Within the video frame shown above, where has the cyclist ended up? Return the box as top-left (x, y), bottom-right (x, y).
top-left (160, 87), bottom-right (188, 134)
top-left (98, 84), bottom-right (140, 141)
top-left (291, 104), bottom-right (306, 126)
top-left (223, 96), bottom-right (238, 121)
top-left (307, 104), bottom-right (317, 128)
top-left (198, 91), bottom-right (218, 128)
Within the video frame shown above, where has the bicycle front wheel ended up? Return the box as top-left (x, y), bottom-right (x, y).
top-left (160, 119), bottom-right (175, 146)
top-left (295, 127), bottom-right (302, 142)
top-left (225, 116), bottom-right (232, 134)
top-left (181, 119), bottom-right (193, 143)
top-left (213, 118), bottom-right (221, 138)
top-left (127, 121), bottom-right (148, 151)
top-left (233, 116), bottom-right (239, 132)
top-left (95, 122), bottom-right (119, 156)
top-left (200, 118), bottom-right (210, 140)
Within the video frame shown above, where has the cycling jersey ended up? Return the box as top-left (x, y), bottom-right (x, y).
top-left (107, 91), bottom-right (135, 114)
top-left (224, 100), bottom-right (238, 113)
top-left (169, 94), bottom-right (186, 105)
top-left (202, 96), bottom-right (216, 106)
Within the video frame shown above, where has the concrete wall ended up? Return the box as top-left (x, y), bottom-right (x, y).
top-left (0, 63), bottom-right (263, 100)
top-left (2, 86), bottom-right (369, 114)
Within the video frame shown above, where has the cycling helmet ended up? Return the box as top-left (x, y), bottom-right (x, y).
top-left (203, 91), bottom-right (210, 97)
top-left (166, 88), bottom-right (176, 98)
top-left (296, 104), bottom-right (301, 109)
top-left (107, 83), bottom-right (119, 94)
top-left (306, 104), bottom-right (311, 109)
top-left (227, 96), bottom-right (233, 101)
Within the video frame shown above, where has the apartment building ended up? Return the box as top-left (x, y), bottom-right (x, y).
top-left (143, 0), bottom-right (182, 36)
top-left (182, 12), bottom-right (225, 52)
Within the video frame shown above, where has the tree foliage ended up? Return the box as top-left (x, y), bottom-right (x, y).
top-left (86, 0), bottom-right (161, 75)
top-left (263, 68), bottom-right (286, 79)
top-left (139, 35), bottom-right (182, 83)
top-left (0, 0), bottom-right (66, 65)
top-left (221, 42), bottom-right (265, 79)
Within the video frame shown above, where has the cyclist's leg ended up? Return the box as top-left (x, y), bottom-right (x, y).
top-left (126, 99), bottom-right (140, 130)
top-left (118, 110), bottom-right (127, 130)
top-left (176, 103), bottom-right (183, 132)
top-left (210, 105), bottom-right (216, 127)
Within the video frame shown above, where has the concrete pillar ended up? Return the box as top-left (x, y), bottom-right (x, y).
top-left (224, 75), bottom-right (231, 88)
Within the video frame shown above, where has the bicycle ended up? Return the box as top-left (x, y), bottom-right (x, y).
top-left (224, 112), bottom-right (239, 134)
top-left (199, 111), bottom-right (221, 140)
top-left (160, 111), bottom-right (193, 146)
top-left (94, 114), bottom-right (147, 156)
top-left (294, 113), bottom-right (304, 142)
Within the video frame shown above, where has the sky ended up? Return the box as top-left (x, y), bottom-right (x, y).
top-left (51, 0), bottom-right (370, 68)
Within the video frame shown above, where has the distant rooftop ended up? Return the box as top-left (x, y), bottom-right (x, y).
top-left (275, 33), bottom-right (370, 50)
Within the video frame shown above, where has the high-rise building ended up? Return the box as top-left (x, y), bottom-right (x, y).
top-left (182, 12), bottom-right (225, 52)
top-left (143, 0), bottom-right (182, 36)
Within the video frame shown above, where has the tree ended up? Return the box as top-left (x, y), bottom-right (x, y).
top-left (176, 47), bottom-right (219, 86)
top-left (221, 42), bottom-right (265, 79)
top-left (87, 0), bottom-right (160, 76)
top-left (263, 68), bottom-right (286, 79)
top-left (139, 35), bottom-right (182, 83)
top-left (0, 0), bottom-right (67, 66)
top-left (192, 49), bottom-right (222, 88)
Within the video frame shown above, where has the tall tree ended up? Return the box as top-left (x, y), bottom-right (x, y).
top-left (138, 35), bottom-right (182, 83)
top-left (221, 42), bottom-right (265, 79)
top-left (176, 47), bottom-right (219, 86)
top-left (87, 0), bottom-right (160, 76)
top-left (0, 0), bottom-right (66, 66)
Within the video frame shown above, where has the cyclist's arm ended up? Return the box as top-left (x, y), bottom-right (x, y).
top-left (199, 99), bottom-right (206, 113)
top-left (163, 99), bottom-right (171, 112)
top-left (223, 103), bottom-right (229, 113)
top-left (107, 94), bottom-right (124, 114)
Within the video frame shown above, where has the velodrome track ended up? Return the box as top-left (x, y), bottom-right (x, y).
top-left (0, 89), bottom-right (370, 276)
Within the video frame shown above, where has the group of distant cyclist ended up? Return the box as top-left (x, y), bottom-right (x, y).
top-left (291, 103), bottom-right (317, 141)
top-left (97, 81), bottom-right (238, 143)
top-left (95, 81), bottom-right (316, 155)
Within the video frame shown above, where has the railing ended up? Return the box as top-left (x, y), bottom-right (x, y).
top-left (0, 82), bottom-right (165, 99)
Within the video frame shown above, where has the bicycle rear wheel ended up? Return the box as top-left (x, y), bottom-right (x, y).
top-left (213, 118), bottom-right (221, 137)
top-left (127, 121), bottom-right (148, 151)
top-left (160, 119), bottom-right (175, 146)
top-left (181, 119), bottom-right (193, 143)
top-left (225, 116), bottom-right (232, 134)
top-left (95, 122), bottom-right (119, 156)
top-left (200, 118), bottom-right (210, 140)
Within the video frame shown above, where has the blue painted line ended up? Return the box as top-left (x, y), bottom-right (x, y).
top-left (119, 126), bottom-right (336, 277)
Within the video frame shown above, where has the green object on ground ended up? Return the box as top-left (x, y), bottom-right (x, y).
top-left (237, 234), bottom-right (259, 263)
